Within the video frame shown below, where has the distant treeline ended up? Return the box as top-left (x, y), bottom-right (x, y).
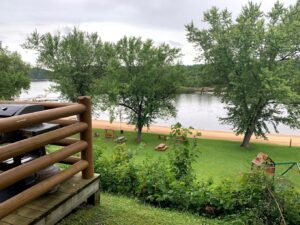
top-left (28, 65), bottom-right (215, 91)
top-left (29, 67), bottom-right (49, 80)
top-left (178, 64), bottom-right (215, 92)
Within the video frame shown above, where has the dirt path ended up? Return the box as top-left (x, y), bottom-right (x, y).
top-left (92, 119), bottom-right (300, 147)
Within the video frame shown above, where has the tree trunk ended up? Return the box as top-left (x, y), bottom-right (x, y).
top-left (136, 125), bottom-right (143, 143)
top-left (241, 127), bottom-right (254, 148)
top-left (240, 100), bottom-right (266, 148)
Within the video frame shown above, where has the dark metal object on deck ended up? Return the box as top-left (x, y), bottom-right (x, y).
top-left (0, 104), bottom-right (59, 202)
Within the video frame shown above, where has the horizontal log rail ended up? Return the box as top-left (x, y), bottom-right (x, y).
top-left (0, 160), bottom-right (89, 219)
top-left (1, 101), bottom-right (74, 109)
top-left (60, 156), bottom-right (81, 165)
top-left (0, 103), bottom-right (85, 133)
top-left (49, 119), bottom-right (78, 127)
top-left (0, 122), bottom-right (87, 162)
top-left (0, 141), bottom-right (87, 190)
top-left (0, 96), bottom-right (94, 219)
top-left (52, 138), bottom-right (79, 146)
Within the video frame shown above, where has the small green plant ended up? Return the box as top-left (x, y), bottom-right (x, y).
top-left (169, 123), bottom-right (200, 182)
top-left (170, 122), bottom-right (201, 142)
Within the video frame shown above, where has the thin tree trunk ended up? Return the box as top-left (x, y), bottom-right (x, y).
top-left (241, 99), bottom-right (266, 148)
top-left (136, 125), bottom-right (143, 143)
top-left (241, 127), bottom-right (254, 148)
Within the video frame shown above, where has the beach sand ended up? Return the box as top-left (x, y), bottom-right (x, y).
top-left (92, 119), bottom-right (300, 147)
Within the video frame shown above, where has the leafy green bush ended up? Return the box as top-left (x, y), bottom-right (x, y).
top-left (93, 124), bottom-right (300, 224)
top-left (169, 123), bottom-right (200, 183)
top-left (94, 144), bottom-right (139, 195)
top-left (137, 159), bottom-right (173, 207)
top-left (276, 186), bottom-right (300, 225)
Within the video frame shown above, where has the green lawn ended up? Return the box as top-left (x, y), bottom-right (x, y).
top-left (93, 129), bottom-right (300, 188)
top-left (58, 193), bottom-right (226, 225)
top-left (57, 129), bottom-right (299, 224)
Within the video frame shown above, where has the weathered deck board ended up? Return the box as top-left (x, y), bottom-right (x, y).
top-left (0, 173), bottom-right (100, 225)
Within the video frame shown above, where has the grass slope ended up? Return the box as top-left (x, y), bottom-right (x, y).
top-left (56, 129), bottom-right (299, 224)
top-left (58, 193), bottom-right (221, 225)
top-left (93, 129), bottom-right (300, 188)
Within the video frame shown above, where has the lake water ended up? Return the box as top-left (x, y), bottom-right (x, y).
top-left (19, 81), bottom-right (300, 135)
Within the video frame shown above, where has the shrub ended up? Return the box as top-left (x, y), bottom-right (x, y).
top-left (168, 123), bottom-right (200, 183)
top-left (95, 144), bottom-right (139, 195)
top-left (93, 125), bottom-right (299, 224)
top-left (276, 186), bottom-right (300, 225)
top-left (137, 159), bottom-right (173, 207)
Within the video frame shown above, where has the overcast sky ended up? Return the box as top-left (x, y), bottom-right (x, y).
top-left (0, 0), bottom-right (296, 65)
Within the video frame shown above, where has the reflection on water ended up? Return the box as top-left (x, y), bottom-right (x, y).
top-left (20, 81), bottom-right (300, 135)
top-left (19, 81), bottom-right (59, 100)
top-left (155, 93), bottom-right (232, 131)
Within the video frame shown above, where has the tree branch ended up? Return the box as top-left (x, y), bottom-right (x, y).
top-left (118, 103), bottom-right (138, 114)
top-left (279, 48), bottom-right (300, 61)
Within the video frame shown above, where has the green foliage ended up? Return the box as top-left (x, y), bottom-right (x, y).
top-left (93, 125), bottom-right (300, 223)
top-left (0, 43), bottom-right (30, 100)
top-left (186, 1), bottom-right (300, 147)
top-left (95, 144), bottom-right (139, 195)
top-left (179, 64), bottom-right (215, 89)
top-left (23, 28), bottom-right (114, 102)
top-left (273, 184), bottom-right (300, 225)
top-left (29, 67), bottom-right (49, 80)
top-left (137, 159), bottom-right (173, 206)
top-left (169, 123), bottom-right (200, 181)
top-left (97, 36), bottom-right (181, 142)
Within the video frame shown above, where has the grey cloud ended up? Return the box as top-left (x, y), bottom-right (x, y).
top-left (1, 0), bottom-right (296, 32)
top-left (168, 40), bottom-right (183, 48)
top-left (0, 0), bottom-right (297, 65)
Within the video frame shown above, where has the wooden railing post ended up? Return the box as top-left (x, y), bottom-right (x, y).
top-left (77, 96), bottom-right (94, 179)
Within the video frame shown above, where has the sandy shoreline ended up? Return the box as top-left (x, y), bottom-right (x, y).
top-left (92, 119), bottom-right (300, 147)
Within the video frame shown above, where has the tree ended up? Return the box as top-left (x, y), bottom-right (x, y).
top-left (98, 36), bottom-right (181, 143)
top-left (23, 28), bottom-right (114, 102)
top-left (179, 64), bottom-right (214, 89)
top-left (186, 1), bottom-right (300, 147)
top-left (29, 67), bottom-right (49, 81)
top-left (0, 43), bottom-right (30, 100)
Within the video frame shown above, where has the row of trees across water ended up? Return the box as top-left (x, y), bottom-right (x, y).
top-left (0, 1), bottom-right (299, 147)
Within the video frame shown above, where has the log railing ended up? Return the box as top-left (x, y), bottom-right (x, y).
top-left (0, 96), bottom-right (94, 219)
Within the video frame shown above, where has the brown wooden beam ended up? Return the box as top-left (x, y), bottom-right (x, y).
top-left (0, 101), bottom-right (74, 109)
top-left (49, 119), bottom-right (78, 127)
top-left (78, 97), bottom-right (94, 179)
top-left (0, 160), bottom-right (88, 219)
top-left (60, 156), bottom-right (81, 165)
top-left (0, 122), bottom-right (87, 162)
top-left (0, 104), bottom-right (86, 133)
top-left (0, 141), bottom-right (87, 190)
top-left (51, 138), bottom-right (79, 146)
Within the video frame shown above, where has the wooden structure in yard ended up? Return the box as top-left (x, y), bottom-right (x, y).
top-left (252, 152), bottom-right (300, 176)
top-left (0, 96), bottom-right (99, 224)
top-left (104, 128), bottom-right (115, 139)
top-left (252, 152), bottom-right (275, 175)
top-left (155, 143), bottom-right (168, 151)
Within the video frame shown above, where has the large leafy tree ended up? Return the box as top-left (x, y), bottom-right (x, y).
top-left (98, 36), bottom-right (181, 143)
top-left (186, 1), bottom-right (300, 147)
top-left (23, 28), bottom-right (114, 102)
top-left (0, 43), bottom-right (30, 100)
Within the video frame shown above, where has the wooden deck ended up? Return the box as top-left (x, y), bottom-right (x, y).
top-left (0, 173), bottom-right (100, 225)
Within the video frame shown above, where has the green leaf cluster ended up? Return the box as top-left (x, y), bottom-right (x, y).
top-left (0, 43), bottom-right (30, 100)
top-left (23, 28), bottom-right (115, 102)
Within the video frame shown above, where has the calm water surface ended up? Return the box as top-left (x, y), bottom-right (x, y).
top-left (20, 81), bottom-right (300, 135)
